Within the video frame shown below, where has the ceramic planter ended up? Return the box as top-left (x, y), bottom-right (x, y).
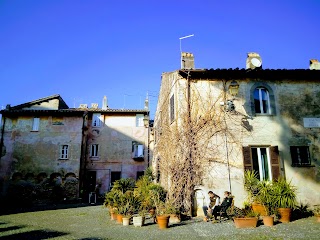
top-left (132, 216), bottom-right (145, 227)
top-left (233, 217), bottom-right (258, 228)
top-left (278, 208), bottom-right (291, 223)
top-left (122, 217), bottom-right (130, 226)
top-left (156, 215), bottom-right (170, 229)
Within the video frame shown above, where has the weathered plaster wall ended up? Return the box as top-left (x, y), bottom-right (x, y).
top-left (0, 115), bottom-right (83, 182)
top-left (154, 73), bottom-right (320, 209)
top-left (86, 114), bottom-right (148, 193)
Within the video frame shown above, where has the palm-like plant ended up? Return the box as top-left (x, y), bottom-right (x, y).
top-left (272, 177), bottom-right (297, 209)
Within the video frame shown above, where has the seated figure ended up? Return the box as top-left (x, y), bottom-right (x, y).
top-left (212, 191), bottom-right (233, 220)
top-left (202, 191), bottom-right (220, 222)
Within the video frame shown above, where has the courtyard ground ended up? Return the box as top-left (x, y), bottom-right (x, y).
top-left (0, 204), bottom-right (319, 240)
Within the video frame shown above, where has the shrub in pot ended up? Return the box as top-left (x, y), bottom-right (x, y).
top-left (233, 206), bottom-right (259, 228)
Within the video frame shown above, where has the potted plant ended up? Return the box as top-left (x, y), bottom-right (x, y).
top-left (272, 177), bottom-right (297, 223)
top-left (104, 190), bottom-right (117, 220)
top-left (132, 207), bottom-right (148, 227)
top-left (244, 170), bottom-right (267, 216)
top-left (233, 205), bottom-right (260, 228)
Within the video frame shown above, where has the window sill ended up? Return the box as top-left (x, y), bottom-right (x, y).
top-left (255, 114), bottom-right (274, 116)
top-left (90, 157), bottom-right (100, 160)
top-left (59, 158), bottom-right (69, 161)
top-left (291, 164), bottom-right (315, 168)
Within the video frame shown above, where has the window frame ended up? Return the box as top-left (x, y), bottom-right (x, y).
top-left (90, 144), bottom-right (99, 158)
top-left (243, 146), bottom-right (280, 181)
top-left (136, 114), bottom-right (144, 127)
top-left (92, 113), bottom-right (102, 127)
top-left (60, 145), bottom-right (69, 160)
top-left (250, 83), bottom-right (276, 116)
top-left (254, 88), bottom-right (271, 114)
top-left (132, 141), bottom-right (144, 159)
top-left (32, 117), bottom-right (40, 131)
top-left (290, 146), bottom-right (312, 167)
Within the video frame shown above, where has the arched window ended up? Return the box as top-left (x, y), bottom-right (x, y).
top-left (254, 88), bottom-right (271, 114)
top-left (250, 83), bottom-right (276, 116)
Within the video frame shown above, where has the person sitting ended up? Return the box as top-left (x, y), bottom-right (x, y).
top-left (202, 191), bottom-right (220, 222)
top-left (212, 191), bottom-right (233, 220)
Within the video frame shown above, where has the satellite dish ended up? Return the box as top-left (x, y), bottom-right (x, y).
top-left (251, 58), bottom-right (262, 67)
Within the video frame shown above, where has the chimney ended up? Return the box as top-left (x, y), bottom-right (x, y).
top-left (91, 103), bottom-right (98, 109)
top-left (246, 52), bottom-right (262, 70)
top-left (102, 96), bottom-right (108, 110)
top-left (310, 59), bottom-right (320, 70)
top-left (181, 52), bottom-right (195, 69)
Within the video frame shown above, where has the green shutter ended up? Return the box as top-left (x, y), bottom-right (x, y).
top-left (243, 146), bottom-right (252, 171)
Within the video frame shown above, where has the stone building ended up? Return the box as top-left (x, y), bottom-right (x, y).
top-left (0, 94), bottom-right (150, 202)
top-left (153, 53), bottom-right (320, 215)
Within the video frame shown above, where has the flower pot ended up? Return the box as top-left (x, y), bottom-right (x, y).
top-left (132, 216), bottom-right (145, 227)
top-left (233, 217), bottom-right (258, 228)
top-left (315, 215), bottom-right (320, 223)
top-left (122, 217), bottom-right (130, 226)
top-left (263, 215), bottom-right (274, 227)
top-left (252, 202), bottom-right (267, 216)
top-left (278, 208), bottom-right (291, 223)
top-left (156, 215), bottom-right (170, 229)
top-left (116, 214), bottom-right (123, 224)
top-left (110, 211), bottom-right (117, 220)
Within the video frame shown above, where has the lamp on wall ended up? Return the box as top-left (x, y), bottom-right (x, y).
top-left (228, 80), bottom-right (239, 96)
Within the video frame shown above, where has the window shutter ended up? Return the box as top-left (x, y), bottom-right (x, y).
top-left (32, 117), bottom-right (40, 131)
top-left (270, 146), bottom-right (280, 180)
top-left (243, 146), bottom-right (252, 171)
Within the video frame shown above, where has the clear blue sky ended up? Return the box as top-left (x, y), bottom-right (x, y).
top-left (1, 0), bottom-right (319, 119)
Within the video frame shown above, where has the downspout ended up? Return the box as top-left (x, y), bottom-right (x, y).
top-left (79, 111), bottom-right (88, 200)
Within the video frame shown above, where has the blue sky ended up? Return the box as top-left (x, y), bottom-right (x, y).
top-left (1, 0), bottom-right (319, 119)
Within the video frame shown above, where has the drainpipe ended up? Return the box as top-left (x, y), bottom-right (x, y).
top-left (79, 111), bottom-right (88, 200)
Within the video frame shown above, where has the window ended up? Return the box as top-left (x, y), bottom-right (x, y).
top-left (136, 114), bottom-right (144, 127)
top-left (32, 117), bottom-right (40, 131)
top-left (170, 94), bottom-right (175, 122)
top-left (92, 113), bottom-right (102, 127)
top-left (136, 171), bottom-right (144, 180)
top-left (90, 144), bottom-right (99, 157)
top-left (290, 146), bottom-right (311, 166)
top-left (243, 146), bottom-right (280, 181)
top-left (250, 83), bottom-right (276, 116)
top-left (110, 171), bottom-right (121, 189)
top-left (132, 142), bottom-right (144, 159)
top-left (254, 88), bottom-right (271, 114)
top-left (60, 145), bottom-right (69, 159)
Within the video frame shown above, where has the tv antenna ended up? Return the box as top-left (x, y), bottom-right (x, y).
top-left (179, 34), bottom-right (194, 52)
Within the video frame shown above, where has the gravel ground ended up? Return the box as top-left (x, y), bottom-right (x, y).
top-left (0, 205), bottom-right (319, 240)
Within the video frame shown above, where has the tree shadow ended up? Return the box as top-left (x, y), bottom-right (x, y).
top-left (0, 229), bottom-right (67, 240)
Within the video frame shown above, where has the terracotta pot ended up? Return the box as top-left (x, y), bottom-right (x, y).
top-left (132, 216), bottom-right (145, 227)
top-left (278, 208), bottom-right (291, 223)
top-left (110, 211), bottom-right (117, 220)
top-left (233, 217), bottom-right (258, 228)
top-left (122, 217), bottom-right (130, 226)
top-left (316, 215), bottom-right (320, 223)
top-left (263, 215), bottom-right (274, 227)
top-left (252, 202), bottom-right (267, 216)
top-left (156, 215), bottom-right (170, 229)
top-left (116, 214), bottom-right (123, 224)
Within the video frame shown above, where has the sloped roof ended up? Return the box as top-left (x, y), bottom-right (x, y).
top-left (9, 94), bottom-right (69, 110)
